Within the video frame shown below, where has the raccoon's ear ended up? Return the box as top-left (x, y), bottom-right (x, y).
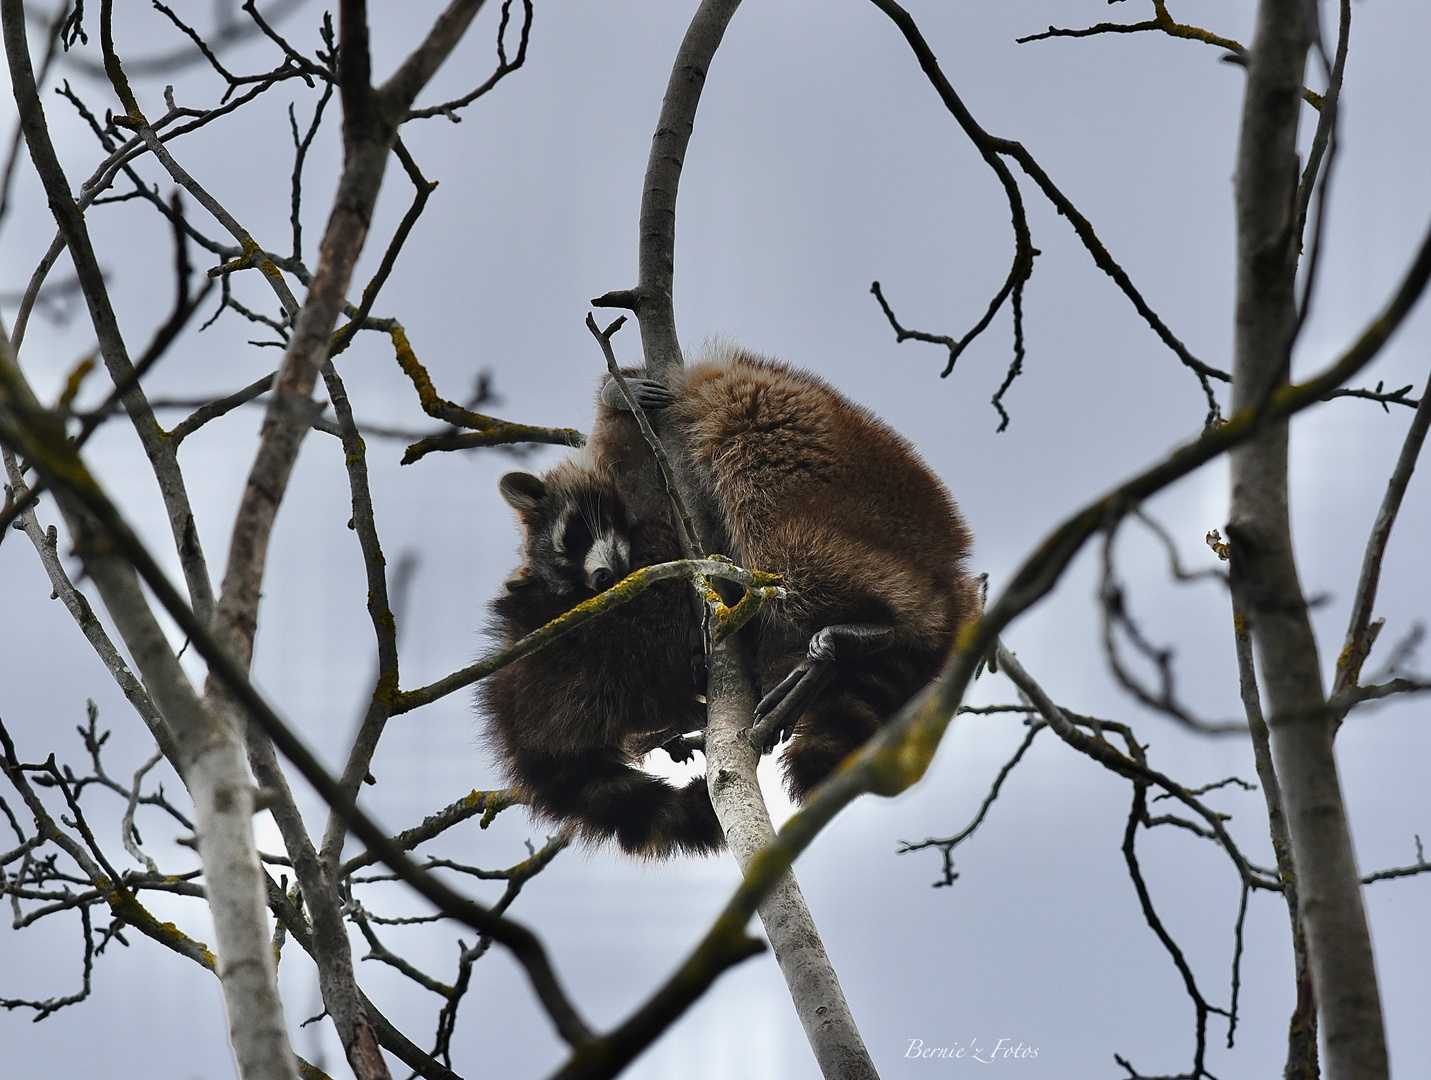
top-left (503, 569), bottom-right (534, 592)
top-left (498, 472), bottom-right (546, 517)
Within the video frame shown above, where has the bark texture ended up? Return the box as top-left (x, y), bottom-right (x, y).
top-left (704, 648), bottom-right (877, 1080)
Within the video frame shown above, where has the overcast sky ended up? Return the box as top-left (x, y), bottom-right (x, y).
top-left (2, 2), bottom-right (1429, 1078)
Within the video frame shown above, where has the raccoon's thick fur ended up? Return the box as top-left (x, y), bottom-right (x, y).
top-left (481, 345), bottom-right (976, 856)
top-left (667, 348), bottom-right (978, 798)
top-left (480, 409), bottom-right (723, 857)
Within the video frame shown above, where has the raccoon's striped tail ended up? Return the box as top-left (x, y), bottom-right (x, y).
top-left (515, 748), bottom-right (724, 857)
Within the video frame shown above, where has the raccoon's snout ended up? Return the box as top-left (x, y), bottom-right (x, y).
top-left (583, 533), bottom-right (629, 593)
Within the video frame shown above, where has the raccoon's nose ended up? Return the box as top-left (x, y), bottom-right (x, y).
top-left (589, 567), bottom-right (616, 592)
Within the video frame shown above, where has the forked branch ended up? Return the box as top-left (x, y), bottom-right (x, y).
top-left (868, 0), bottom-right (1228, 426)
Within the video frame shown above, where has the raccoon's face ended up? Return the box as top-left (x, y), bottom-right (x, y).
top-left (499, 470), bottom-right (631, 596)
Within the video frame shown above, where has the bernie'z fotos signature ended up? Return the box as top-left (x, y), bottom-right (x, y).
top-left (905, 1038), bottom-right (1039, 1063)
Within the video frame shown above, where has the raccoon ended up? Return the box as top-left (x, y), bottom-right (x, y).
top-left (663, 347), bottom-right (978, 797)
top-left (480, 408), bottom-right (722, 857)
top-left (482, 345), bottom-right (976, 855)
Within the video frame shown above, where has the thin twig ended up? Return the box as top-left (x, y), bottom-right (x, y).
top-left (169, 372), bottom-right (277, 445)
top-left (388, 324), bottom-right (584, 460)
top-left (1361, 836), bottom-right (1431, 885)
top-left (0, 0), bottom-right (67, 232)
top-left (329, 138), bottom-right (436, 356)
top-left (4, 3), bottom-right (217, 620)
top-left (1, 450), bottom-right (182, 771)
top-left (337, 790), bottom-right (517, 878)
top-left (316, 356), bottom-right (401, 874)
top-left (1119, 781), bottom-right (1227, 1079)
top-left (585, 312), bottom-right (701, 555)
top-left (406, 0), bottom-right (533, 121)
top-left (897, 719), bottom-right (1046, 888)
top-left (1100, 522), bottom-right (1246, 734)
top-left (869, 0), bottom-right (1228, 426)
top-left (1333, 364), bottom-right (1431, 699)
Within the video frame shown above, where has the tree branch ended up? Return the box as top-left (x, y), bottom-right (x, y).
top-left (4, 0), bottom-right (216, 621)
top-left (1333, 364), bottom-right (1431, 698)
top-left (896, 718), bottom-right (1045, 888)
top-left (868, 0), bottom-right (1228, 425)
top-left (337, 790), bottom-right (516, 878)
top-left (0, 334), bottom-right (298, 1080)
top-left (1226, 2), bottom-right (1387, 1076)
top-left (0, 322), bottom-right (594, 1052)
top-left (1226, 581), bottom-right (1319, 1077)
top-left (394, 557), bottom-right (781, 714)
top-left (210, 0), bottom-right (491, 678)
top-left (1, 449), bottom-right (182, 772)
top-left (387, 323), bottom-right (584, 460)
top-left (406, 0), bottom-right (532, 122)
top-left (315, 357), bottom-right (400, 876)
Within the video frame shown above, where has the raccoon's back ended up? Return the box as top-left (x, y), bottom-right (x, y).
top-left (673, 347), bottom-right (976, 645)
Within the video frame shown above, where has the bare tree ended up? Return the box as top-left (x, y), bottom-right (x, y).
top-left (3, 2), bottom-right (1429, 1079)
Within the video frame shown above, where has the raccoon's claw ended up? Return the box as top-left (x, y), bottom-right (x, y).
top-left (750, 625), bottom-right (898, 752)
top-left (601, 376), bottom-right (676, 412)
top-left (661, 732), bottom-right (698, 764)
top-left (751, 658), bottom-right (835, 752)
top-left (631, 378), bottom-right (677, 409)
top-left (754, 662), bottom-right (811, 738)
top-left (807, 623), bottom-right (896, 661)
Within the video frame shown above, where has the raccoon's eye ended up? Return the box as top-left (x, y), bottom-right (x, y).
top-left (562, 515), bottom-right (594, 560)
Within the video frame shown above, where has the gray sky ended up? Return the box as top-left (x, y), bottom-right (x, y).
top-left (3, 1), bottom-right (1429, 1077)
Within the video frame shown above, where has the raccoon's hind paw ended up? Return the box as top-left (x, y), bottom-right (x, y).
top-left (601, 376), bottom-right (676, 412)
top-left (751, 658), bottom-right (834, 752)
top-left (749, 624), bottom-right (898, 752)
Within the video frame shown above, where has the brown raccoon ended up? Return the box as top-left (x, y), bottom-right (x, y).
top-left (481, 345), bottom-right (976, 855)
top-left (665, 347), bottom-right (978, 797)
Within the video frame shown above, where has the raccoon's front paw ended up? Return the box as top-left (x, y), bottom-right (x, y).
top-left (601, 376), bottom-right (676, 412)
top-left (661, 732), bottom-right (697, 764)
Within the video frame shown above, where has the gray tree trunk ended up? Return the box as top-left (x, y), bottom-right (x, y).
top-left (1227, 4), bottom-right (1388, 1076)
